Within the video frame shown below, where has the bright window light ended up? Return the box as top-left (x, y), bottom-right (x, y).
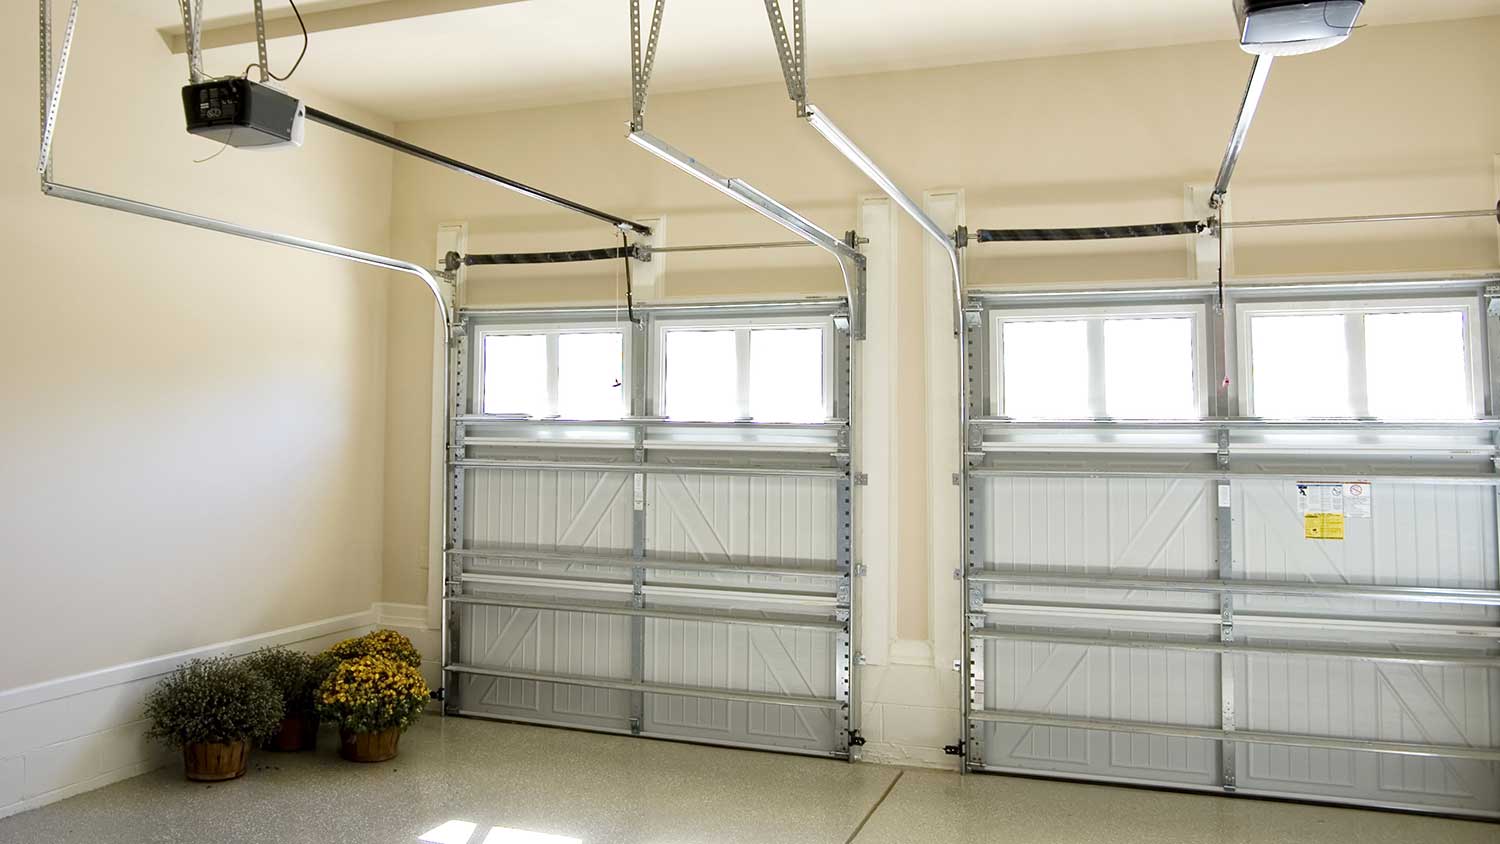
top-left (1365, 311), bottom-right (1471, 419)
top-left (480, 827), bottom-right (582, 844)
top-left (557, 332), bottom-right (624, 419)
top-left (1249, 314), bottom-right (1350, 418)
top-left (1103, 317), bottom-right (1197, 419)
top-left (664, 329), bottom-right (739, 421)
top-left (483, 334), bottom-right (548, 416)
top-left (418, 820), bottom-right (479, 844)
top-left (749, 328), bottom-right (824, 422)
top-left (1001, 320), bottom-right (1089, 418)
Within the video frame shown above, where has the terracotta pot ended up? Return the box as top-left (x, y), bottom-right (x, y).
top-left (338, 727), bottom-right (401, 763)
top-left (266, 713), bottom-right (319, 752)
top-left (182, 739), bottom-right (250, 782)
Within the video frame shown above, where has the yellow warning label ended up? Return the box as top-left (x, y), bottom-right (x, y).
top-left (1304, 513), bottom-right (1345, 540)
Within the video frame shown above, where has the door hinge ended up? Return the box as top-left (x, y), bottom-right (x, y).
top-left (943, 741), bottom-right (966, 757)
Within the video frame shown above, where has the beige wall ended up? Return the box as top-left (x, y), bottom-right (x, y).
top-left (1, 3), bottom-right (400, 688)
top-left (381, 16), bottom-right (1500, 645)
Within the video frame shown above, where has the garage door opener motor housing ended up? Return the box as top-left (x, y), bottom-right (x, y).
top-left (1235, 0), bottom-right (1364, 55)
top-left (182, 78), bottom-right (305, 149)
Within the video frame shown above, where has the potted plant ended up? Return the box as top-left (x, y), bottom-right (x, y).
top-left (325, 628), bottom-right (423, 668)
top-left (242, 647), bottom-right (337, 752)
top-left (144, 657), bottom-right (284, 781)
top-left (316, 654), bottom-right (430, 762)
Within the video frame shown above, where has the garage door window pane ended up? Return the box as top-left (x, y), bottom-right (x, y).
top-left (1001, 320), bottom-right (1089, 418)
top-left (664, 330), bottom-right (738, 420)
top-left (1249, 314), bottom-right (1350, 418)
top-left (750, 328), bottom-right (824, 422)
top-left (1366, 311), bottom-right (1470, 419)
top-left (557, 332), bottom-right (625, 419)
top-left (1103, 317), bottom-right (1196, 418)
top-left (483, 334), bottom-right (549, 416)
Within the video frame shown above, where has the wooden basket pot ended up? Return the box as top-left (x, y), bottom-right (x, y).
top-left (265, 713), bottom-right (320, 752)
top-left (338, 727), bottom-right (401, 763)
top-left (182, 739), bottom-right (251, 781)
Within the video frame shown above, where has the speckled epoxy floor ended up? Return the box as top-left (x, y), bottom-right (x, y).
top-left (1, 716), bottom-right (1495, 844)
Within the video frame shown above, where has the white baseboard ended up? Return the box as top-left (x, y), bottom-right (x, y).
top-left (0, 602), bottom-right (437, 820)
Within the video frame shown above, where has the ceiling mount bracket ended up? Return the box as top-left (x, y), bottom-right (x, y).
top-left (252, 0), bottom-right (270, 81)
top-left (761, 0), bottom-right (807, 117)
top-left (176, 0), bottom-right (205, 83)
top-left (629, 0), bottom-right (665, 132)
top-left (762, 0), bottom-right (810, 116)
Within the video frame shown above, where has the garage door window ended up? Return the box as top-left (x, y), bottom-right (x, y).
top-left (991, 308), bottom-right (1205, 419)
top-left (1239, 301), bottom-right (1479, 419)
top-left (478, 327), bottom-right (627, 418)
top-left (658, 320), bottom-right (830, 422)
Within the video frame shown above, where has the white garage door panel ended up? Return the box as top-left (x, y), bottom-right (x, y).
top-left (981, 641), bottom-right (1220, 783)
top-left (647, 474), bottom-right (835, 563)
top-left (643, 621), bottom-right (837, 750)
top-left (465, 468), bottom-right (633, 553)
top-left (979, 476), bottom-right (1215, 575)
top-left (1236, 655), bottom-right (1500, 811)
top-left (457, 604), bottom-right (633, 728)
top-left (1236, 481), bottom-right (1498, 622)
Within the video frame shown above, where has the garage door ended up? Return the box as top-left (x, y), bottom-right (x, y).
top-left (441, 300), bottom-right (858, 757)
top-left (960, 279), bottom-right (1500, 817)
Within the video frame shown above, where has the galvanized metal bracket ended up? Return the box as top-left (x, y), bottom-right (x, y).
top-left (629, 0), bottom-right (665, 132)
top-left (761, 0), bottom-right (807, 117)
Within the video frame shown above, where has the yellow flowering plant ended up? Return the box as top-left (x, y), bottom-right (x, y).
top-left (315, 655), bottom-right (430, 734)
top-left (326, 629), bottom-right (423, 668)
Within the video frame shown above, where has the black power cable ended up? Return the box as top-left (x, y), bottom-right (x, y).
top-left (266, 0), bottom-right (308, 81)
top-left (244, 0), bottom-right (309, 82)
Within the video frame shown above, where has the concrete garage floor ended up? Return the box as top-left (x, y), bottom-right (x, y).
top-left (0, 717), bottom-right (1495, 844)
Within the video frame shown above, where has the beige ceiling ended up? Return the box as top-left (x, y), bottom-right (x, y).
top-left (140, 0), bottom-right (1500, 122)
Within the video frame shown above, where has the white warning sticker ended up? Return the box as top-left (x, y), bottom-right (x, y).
top-left (1344, 481), bottom-right (1372, 518)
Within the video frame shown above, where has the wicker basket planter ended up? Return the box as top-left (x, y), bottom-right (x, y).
top-left (339, 727), bottom-right (401, 763)
top-left (183, 739), bottom-right (251, 782)
top-left (266, 713), bottom-right (319, 752)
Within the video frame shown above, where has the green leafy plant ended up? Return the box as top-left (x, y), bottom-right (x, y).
top-left (242, 647), bottom-right (338, 716)
top-left (144, 657), bottom-right (284, 747)
top-left (315, 654), bottom-right (430, 734)
top-left (325, 629), bottom-right (423, 668)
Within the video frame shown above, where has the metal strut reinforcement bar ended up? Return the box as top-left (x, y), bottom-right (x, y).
top-left (968, 709), bottom-right (1500, 762)
top-left (303, 107), bottom-right (652, 236)
top-left (447, 664), bottom-right (842, 709)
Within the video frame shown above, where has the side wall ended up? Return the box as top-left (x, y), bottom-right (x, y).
top-left (0, 3), bottom-right (406, 810)
top-left (385, 16), bottom-right (1500, 766)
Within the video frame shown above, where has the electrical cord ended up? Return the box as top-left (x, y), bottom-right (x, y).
top-left (243, 0), bottom-right (309, 82)
top-left (266, 0), bottom-right (308, 82)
